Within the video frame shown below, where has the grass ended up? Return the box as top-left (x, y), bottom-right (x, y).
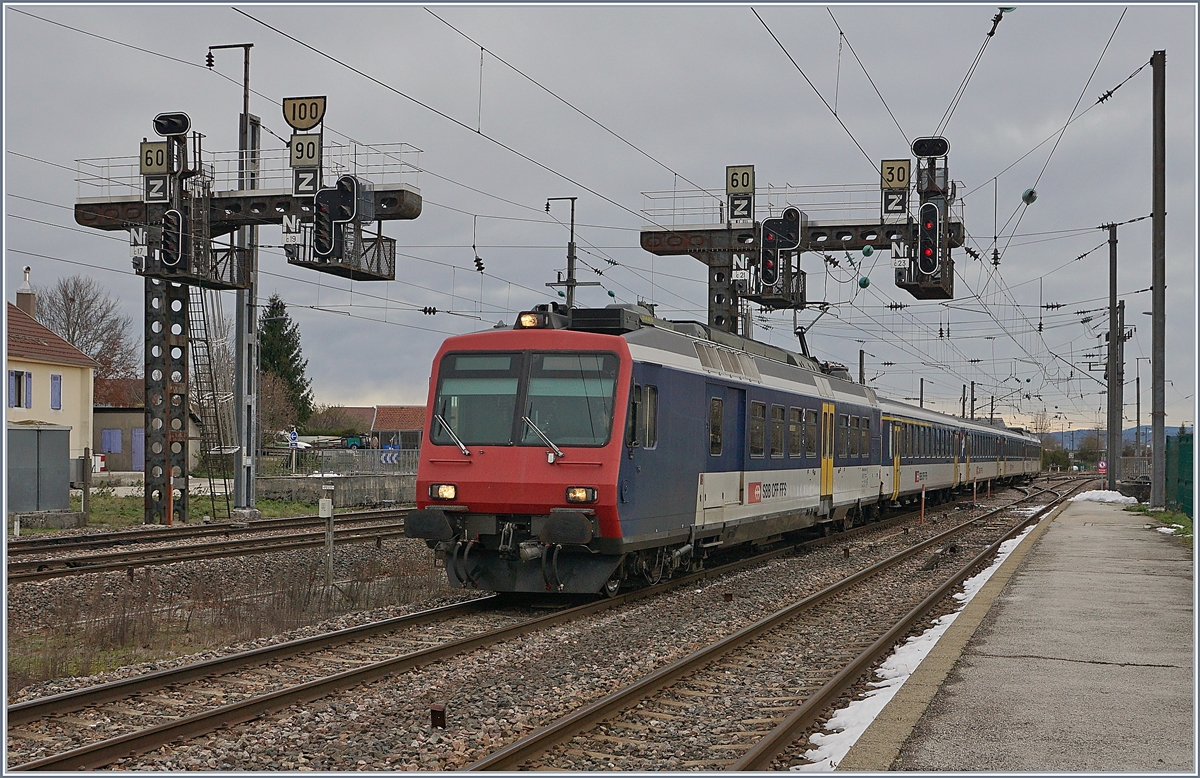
top-left (1125, 503), bottom-right (1194, 548)
top-left (6, 548), bottom-right (450, 696)
top-left (69, 491), bottom-right (321, 528)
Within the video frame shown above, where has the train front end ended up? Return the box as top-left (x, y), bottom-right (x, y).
top-left (407, 321), bottom-right (631, 594)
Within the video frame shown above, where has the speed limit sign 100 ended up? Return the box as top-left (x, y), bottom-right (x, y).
top-left (290, 133), bottom-right (322, 168)
top-left (140, 141), bottom-right (170, 175)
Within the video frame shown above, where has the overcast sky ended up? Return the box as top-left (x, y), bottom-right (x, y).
top-left (4, 3), bottom-right (1196, 435)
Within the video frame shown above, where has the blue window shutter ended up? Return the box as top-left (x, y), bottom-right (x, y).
top-left (7, 371), bottom-right (14, 408)
top-left (24, 372), bottom-right (32, 408)
top-left (51, 374), bottom-right (62, 410)
top-left (102, 429), bottom-right (123, 454)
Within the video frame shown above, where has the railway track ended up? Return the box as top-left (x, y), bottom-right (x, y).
top-left (464, 479), bottom-right (1093, 770)
top-left (6, 480), bottom-right (1069, 771)
top-left (5, 507), bottom-right (412, 557)
top-left (6, 517), bottom-right (410, 583)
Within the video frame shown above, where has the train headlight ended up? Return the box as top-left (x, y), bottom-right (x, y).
top-left (517, 312), bottom-right (544, 329)
top-left (429, 483), bottom-right (458, 501)
top-left (566, 486), bottom-right (598, 504)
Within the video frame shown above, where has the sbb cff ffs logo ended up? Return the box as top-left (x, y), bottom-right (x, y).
top-left (759, 207), bottom-right (802, 288)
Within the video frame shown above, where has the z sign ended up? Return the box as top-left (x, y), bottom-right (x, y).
top-left (728, 194), bottom-right (753, 222)
top-left (293, 168), bottom-right (319, 197)
top-left (882, 189), bottom-right (908, 215)
top-left (144, 175), bottom-right (169, 204)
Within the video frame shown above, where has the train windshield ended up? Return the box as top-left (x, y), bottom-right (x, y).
top-left (431, 351), bottom-right (619, 447)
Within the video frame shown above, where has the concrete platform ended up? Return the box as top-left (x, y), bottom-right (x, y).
top-left (840, 498), bottom-right (1194, 772)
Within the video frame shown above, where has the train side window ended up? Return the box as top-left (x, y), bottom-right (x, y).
top-left (861, 417), bottom-right (871, 459)
top-left (709, 397), bottom-right (723, 456)
top-left (749, 401), bottom-right (766, 458)
top-left (625, 383), bottom-right (642, 448)
top-left (788, 408), bottom-right (802, 458)
top-left (804, 409), bottom-right (818, 458)
top-left (643, 385), bottom-right (658, 449)
top-left (849, 416), bottom-right (860, 458)
top-left (837, 414), bottom-right (850, 459)
top-left (770, 405), bottom-right (785, 458)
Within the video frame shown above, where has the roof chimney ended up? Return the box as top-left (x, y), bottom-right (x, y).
top-left (16, 266), bottom-right (36, 318)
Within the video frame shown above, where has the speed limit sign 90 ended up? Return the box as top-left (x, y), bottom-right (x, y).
top-left (290, 133), bottom-right (322, 168)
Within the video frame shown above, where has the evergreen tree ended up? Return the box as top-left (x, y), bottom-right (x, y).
top-left (258, 295), bottom-right (314, 425)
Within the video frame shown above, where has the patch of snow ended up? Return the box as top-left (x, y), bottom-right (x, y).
top-left (793, 524), bottom-right (1037, 771)
top-left (1156, 526), bottom-right (1177, 535)
top-left (1068, 489), bottom-right (1139, 505)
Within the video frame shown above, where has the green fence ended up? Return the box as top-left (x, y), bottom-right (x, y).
top-left (1166, 433), bottom-right (1193, 517)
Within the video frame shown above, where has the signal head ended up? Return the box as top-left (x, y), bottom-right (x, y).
top-left (911, 136), bottom-right (950, 158)
top-left (153, 112), bottom-right (191, 137)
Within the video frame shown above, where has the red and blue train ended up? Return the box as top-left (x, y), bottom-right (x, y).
top-left (406, 304), bottom-right (1042, 595)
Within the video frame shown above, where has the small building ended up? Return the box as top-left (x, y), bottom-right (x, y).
top-left (93, 379), bottom-right (202, 473)
top-left (372, 405), bottom-right (425, 450)
top-left (7, 293), bottom-right (97, 460)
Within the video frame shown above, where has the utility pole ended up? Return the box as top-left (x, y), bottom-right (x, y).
top-left (1150, 49), bottom-right (1167, 508)
top-left (546, 197), bottom-right (598, 309)
top-left (1106, 223), bottom-right (1120, 490)
top-left (859, 349), bottom-right (865, 385)
top-left (990, 396), bottom-right (995, 424)
top-left (961, 384), bottom-right (966, 417)
top-left (919, 377), bottom-right (924, 408)
top-left (1135, 356), bottom-right (1150, 456)
top-left (970, 381), bottom-right (976, 420)
top-left (210, 43), bottom-right (260, 516)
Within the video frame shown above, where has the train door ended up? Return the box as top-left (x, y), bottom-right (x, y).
top-left (820, 402), bottom-right (835, 512)
top-left (703, 384), bottom-right (745, 517)
top-left (952, 429), bottom-right (960, 488)
top-left (891, 421), bottom-right (902, 499)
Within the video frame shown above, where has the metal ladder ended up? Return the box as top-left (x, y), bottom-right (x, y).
top-left (187, 286), bottom-right (232, 522)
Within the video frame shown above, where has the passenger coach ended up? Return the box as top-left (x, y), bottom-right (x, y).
top-left (406, 304), bottom-right (1041, 594)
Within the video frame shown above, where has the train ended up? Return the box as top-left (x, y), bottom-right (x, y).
top-left (406, 303), bottom-right (1042, 595)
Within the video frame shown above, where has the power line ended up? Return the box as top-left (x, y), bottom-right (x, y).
top-left (825, 8), bottom-right (907, 144)
top-left (750, 7), bottom-right (877, 173)
top-left (425, 8), bottom-right (723, 205)
top-left (234, 8), bottom-right (679, 235)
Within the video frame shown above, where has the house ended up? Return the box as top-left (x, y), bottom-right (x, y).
top-left (7, 290), bottom-right (97, 460)
top-left (372, 405), bottom-right (425, 450)
top-left (93, 377), bottom-right (202, 473)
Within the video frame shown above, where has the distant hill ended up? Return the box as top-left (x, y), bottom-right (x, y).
top-left (1041, 425), bottom-right (1192, 450)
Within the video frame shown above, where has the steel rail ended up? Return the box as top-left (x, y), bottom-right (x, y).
top-left (730, 478), bottom-right (1096, 770)
top-left (6, 597), bottom-right (496, 726)
top-left (5, 508), bottom-right (411, 555)
top-left (8, 481), bottom-right (1049, 771)
top-left (7, 523), bottom-right (408, 583)
top-left (463, 486), bottom-right (1065, 771)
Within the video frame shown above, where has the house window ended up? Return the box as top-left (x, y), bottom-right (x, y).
top-left (769, 405), bottom-right (785, 458)
top-left (9, 370), bottom-right (32, 409)
top-left (101, 428), bottom-right (123, 454)
top-left (50, 374), bottom-right (62, 410)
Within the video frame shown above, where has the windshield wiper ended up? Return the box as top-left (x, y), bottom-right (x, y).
top-left (522, 415), bottom-right (564, 459)
top-left (434, 414), bottom-right (470, 456)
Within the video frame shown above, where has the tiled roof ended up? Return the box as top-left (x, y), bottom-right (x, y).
top-left (373, 405), bottom-right (425, 432)
top-left (6, 303), bottom-right (99, 368)
top-left (95, 378), bottom-right (145, 408)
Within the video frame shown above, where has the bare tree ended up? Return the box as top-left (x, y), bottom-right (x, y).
top-left (306, 405), bottom-right (364, 435)
top-left (258, 371), bottom-right (298, 439)
top-left (35, 275), bottom-right (139, 380)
